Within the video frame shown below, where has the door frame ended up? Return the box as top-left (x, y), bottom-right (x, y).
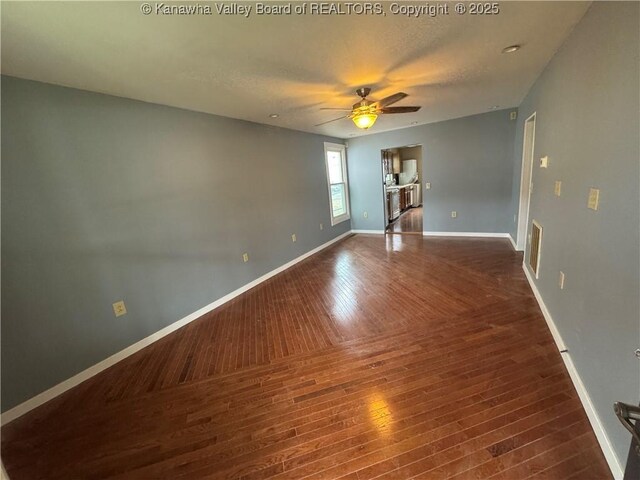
top-left (516, 112), bottom-right (536, 251)
top-left (380, 145), bottom-right (424, 234)
top-left (380, 150), bottom-right (390, 228)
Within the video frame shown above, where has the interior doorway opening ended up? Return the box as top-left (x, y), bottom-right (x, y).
top-left (381, 145), bottom-right (423, 234)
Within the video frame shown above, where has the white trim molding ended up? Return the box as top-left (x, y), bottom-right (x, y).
top-left (423, 232), bottom-right (511, 238)
top-left (1, 230), bottom-right (354, 426)
top-left (516, 112), bottom-right (536, 251)
top-left (508, 235), bottom-right (517, 250)
top-left (351, 229), bottom-right (385, 235)
top-left (324, 142), bottom-right (351, 226)
top-left (522, 264), bottom-right (566, 351)
top-left (522, 263), bottom-right (623, 479)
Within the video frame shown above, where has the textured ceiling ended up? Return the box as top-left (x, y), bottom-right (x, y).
top-left (1, 1), bottom-right (590, 138)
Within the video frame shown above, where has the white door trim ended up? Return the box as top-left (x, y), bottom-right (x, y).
top-left (516, 112), bottom-right (536, 251)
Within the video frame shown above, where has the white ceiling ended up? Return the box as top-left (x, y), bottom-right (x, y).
top-left (1, 1), bottom-right (590, 138)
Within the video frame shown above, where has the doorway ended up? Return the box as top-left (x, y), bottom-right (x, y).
top-left (381, 145), bottom-right (423, 234)
top-left (516, 113), bottom-right (536, 250)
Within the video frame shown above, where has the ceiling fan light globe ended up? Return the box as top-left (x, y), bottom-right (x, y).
top-left (352, 113), bottom-right (378, 129)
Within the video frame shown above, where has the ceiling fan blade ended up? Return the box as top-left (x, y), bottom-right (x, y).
top-left (374, 92), bottom-right (408, 108)
top-left (380, 106), bottom-right (421, 114)
top-left (320, 107), bottom-right (353, 111)
top-left (315, 115), bottom-right (349, 126)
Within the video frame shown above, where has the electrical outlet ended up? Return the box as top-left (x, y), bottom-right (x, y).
top-left (558, 271), bottom-right (565, 290)
top-left (242, 253), bottom-right (249, 263)
top-left (451, 211), bottom-right (457, 218)
top-left (425, 182), bottom-right (431, 190)
top-left (514, 214), bottom-right (517, 223)
top-left (319, 223), bottom-right (323, 230)
top-left (540, 156), bottom-right (549, 168)
top-left (112, 300), bottom-right (127, 318)
top-left (587, 188), bottom-right (600, 210)
top-left (554, 180), bottom-right (562, 197)
top-left (291, 234), bottom-right (297, 242)
top-left (363, 211), bottom-right (368, 218)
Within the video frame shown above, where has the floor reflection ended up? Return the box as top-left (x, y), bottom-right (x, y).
top-left (385, 232), bottom-right (406, 252)
top-left (387, 206), bottom-right (423, 234)
top-left (329, 251), bottom-right (358, 324)
top-left (368, 392), bottom-right (393, 437)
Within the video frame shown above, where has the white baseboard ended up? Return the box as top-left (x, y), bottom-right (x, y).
top-left (508, 234), bottom-right (517, 250)
top-left (423, 231), bottom-right (511, 238)
top-left (560, 353), bottom-right (623, 479)
top-left (522, 263), bottom-right (623, 479)
top-left (351, 229), bottom-right (385, 234)
top-left (1, 230), bottom-right (354, 426)
top-left (522, 264), bottom-right (566, 351)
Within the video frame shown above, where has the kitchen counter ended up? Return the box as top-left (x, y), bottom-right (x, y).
top-left (386, 182), bottom-right (418, 191)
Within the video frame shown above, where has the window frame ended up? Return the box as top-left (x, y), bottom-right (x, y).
top-left (323, 142), bottom-right (351, 226)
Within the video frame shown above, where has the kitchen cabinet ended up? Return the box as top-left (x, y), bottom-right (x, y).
top-left (382, 151), bottom-right (393, 176)
top-left (392, 152), bottom-right (401, 174)
top-left (382, 150), bottom-right (402, 174)
top-left (399, 187), bottom-right (406, 211)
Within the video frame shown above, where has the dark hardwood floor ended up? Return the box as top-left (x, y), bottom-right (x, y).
top-left (1, 234), bottom-right (612, 479)
top-left (387, 207), bottom-right (423, 234)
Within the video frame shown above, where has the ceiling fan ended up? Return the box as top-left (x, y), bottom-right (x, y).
top-left (316, 87), bottom-right (421, 130)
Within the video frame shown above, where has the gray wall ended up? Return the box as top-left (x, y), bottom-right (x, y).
top-left (1, 76), bottom-right (350, 411)
top-left (510, 2), bottom-right (639, 466)
top-left (347, 110), bottom-right (517, 233)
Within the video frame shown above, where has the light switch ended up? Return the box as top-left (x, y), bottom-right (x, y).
top-left (291, 234), bottom-right (297, 242)
top-left (540, 156), bottom-right (549, 168)
top-left (242, 253), bottom-right (249, 262)
top-left (319, 223), bottom-right (323, 230)
top-left (112, 300), bottom-right (127, 317)
top-left (554, 180), bottom-right (562, 197)
top-left (510, 111), bottom-right (517, 121)
top-left (451, 211), bottom-right (457, 218)
top-left (425, 182), bottom-right (431, 190)
top-left (559, 271), bottom-right (565, 290)
top-left (587, 188), bottom-right (600, 210)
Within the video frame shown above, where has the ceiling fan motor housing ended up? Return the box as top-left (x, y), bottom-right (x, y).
top-left (353, 99), bottom-right (372, 110)
top-left (353, 87), bottom-right (373, 110)
top-left (355, 87), bottom-right (371, 99)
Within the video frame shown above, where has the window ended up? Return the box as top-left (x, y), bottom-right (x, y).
top-left (324, 142), bottom-right (350, 225)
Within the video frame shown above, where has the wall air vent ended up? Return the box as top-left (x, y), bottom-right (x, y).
top-left (529, 220), bottom-right (543, 278)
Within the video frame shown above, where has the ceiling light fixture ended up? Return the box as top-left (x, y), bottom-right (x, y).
top-left (351, 105), bottom-right (378, 130)
top-left (502, 45), bottom-right (521, 54)
top-left (411, 121), bottom-right (418, 125)
top-left (352, 113), bottom-right (377, 129)
top-left (489, 105), bottom-right (499, 110)
top-left (269, 113), bottom-right (279, 118)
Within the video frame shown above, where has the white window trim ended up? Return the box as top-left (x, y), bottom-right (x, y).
top-left (323, 142), bottom-right (351, 226)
